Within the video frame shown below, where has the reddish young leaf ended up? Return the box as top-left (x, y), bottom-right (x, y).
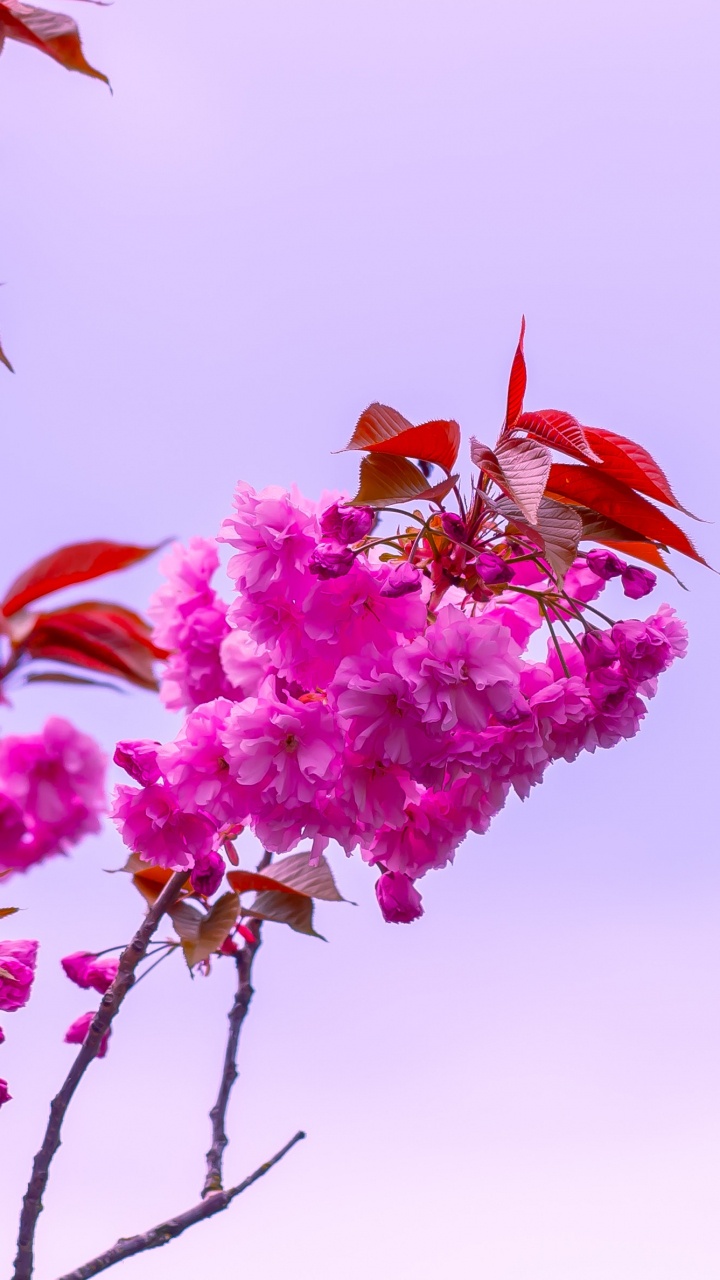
top-left (545, 465), bottom-right (708, 566)
top-left (471, 435), bottom-right (551, 526)
top-left (2, 540), bottom-right (165, 616)
top-left (0, 0), bottom-right (108, 83)
top-left (497, 495), bottom-right (582, 583)
top-left (582, 427), bottom-right (699, 518)
top-left (344, 404), bottom-right (461, 473)
top-left (228, 850), bottom-right (347, 903)
top-left (504, 316), bottom-right (527, 430)
top-left (344, 402), bottom-right (414, 450)
top-left (351, 453), bottom-right (458, 508)
top-left (512, 410), bottom-right (602, 463)
top-left (53, 601), bottom-right (168, 657)
top-left (243, 889), bottom-right (324, 939)
top-left (21, 609), bottom-right (161, 689)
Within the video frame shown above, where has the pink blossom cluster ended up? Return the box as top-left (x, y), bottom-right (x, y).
top-left (0, 718), bottom-right (107, 876)
top-left (113, 485), bottom-right (687, 925)
top-left (0, 938), bottom-right (39, 1107)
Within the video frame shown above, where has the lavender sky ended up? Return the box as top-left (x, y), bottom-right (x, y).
top-left (2, 0), bottom-right (720, 1275)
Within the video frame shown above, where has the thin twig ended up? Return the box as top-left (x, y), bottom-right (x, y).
top-left (52, 1131), bottom-right (307, 1280)
top-left (202, 934), bottom-right (260, 1196)
top-left (12, 871), bottom-right (189, 1280)
top-left (203, 849), bottom-right (272, 1196)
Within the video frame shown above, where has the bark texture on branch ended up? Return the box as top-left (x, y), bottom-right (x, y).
top-left (12, 871), bottom-right (189, 1280)
top-left (202, 924), bottom-right (261, 1196)
top-left (52, 1132), bottom-right (306, 1280)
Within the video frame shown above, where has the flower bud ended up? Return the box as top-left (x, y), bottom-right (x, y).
top-left (585, 548), bottom-right (626, 580)
top-left (320, 503), bottom-right (374, 545)
top-left (580, 628), bottom-right (618, 670)
top-left (0, 1079), bottom-right (11, 1107)
top-left (380, 562), bottom-right (422, 597)
top-left (64, 1011), bottom-right (111, 1058)
top-left (190, 850), bottom-right (225, 898)
top-left (375, 871), bottom-right (424, 924)
top-left (439, 512), bottom-right (466, 543)
top-left (309, 546), bottom-right (355, 579)
top-left (475, 552), bottom-right (514, 585)
top-left (621, 565), bottom-right (656, 600)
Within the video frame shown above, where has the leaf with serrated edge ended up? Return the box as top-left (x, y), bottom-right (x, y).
top-left (471, 435), bottom-right (551, 525)
top-left (545, 465), bottom-right (709, 566)
top-left (582, 427), bottom-right (700, 519)
top-left (263, 850), bottom-right (346, 901)
top-left (344, 405), bottom-right (461, 474)
top-left (243, 889), bottom-right (325, 939)
top-left (170, 901), bottom-right (203, 945)
top-left (512, 410), bottom-right (602, 462)
top-left (504, 316), bottom-right (527, 430)
top-left (495, 495), bottom-right (582, 583)
top-left (351, 453), bottom-right (458, 508)
top-left (182, 892), bottom-right (240, 967)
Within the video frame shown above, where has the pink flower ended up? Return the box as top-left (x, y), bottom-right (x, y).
top-left (223, 697), bottom-right (341, 806)
top-left (0, 794), bottom-right (27, 862)
top-left (0, 719), bottom-right (106, 873)
top-left (149, 539), bottom-right (234, 711)
top-left (0, 940), bottom-right (38, 1012)
top-left (0, 1026), bottom-right (5, 1044)
top-left (61, 951), bottom-right (118, 994)
top-left (331, 658), bottom-right (433, 768)
top-left (375, 872), bottom-right (424, 924)
top-left (219, 483), bottom-right (317, 595)
top-left (157, 700), bottom-right (244, 824)
top-left (0, 1079), bottom-right (11, 1107)
top-left (112, 784), bottom-right (216, 871)
top-left (647, 604), bottom-right (688, 659)
top-left (368, 791), bottom-right (468, 879)
top-left (114, 740), bottom-right (161, 786)
top-left (219, 631), bottom-right (268, 698)
top-left (612, 619), bottom-right (673, 683)
top-left (397, 606), bottom-right (524, 732)
top-left (64, 1011), bottom-right (111, 1058)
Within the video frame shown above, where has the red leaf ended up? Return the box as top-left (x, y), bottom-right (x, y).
top-left (504, 316), bottom-right (527, 430)
top-left (2, 540), bottom-right (165, 616)
top-left (513, 410), bottom-right (602, 463)
top-left (344, 403), bottom-right (460, 473)
top-left (582, 427), bottom-right (699, 518)
top-left (471, 435), bottom-right (551, 526)
top-left (545, 465), bottom-right (708, 566)
top-left (0, 0), bottom-right (108, 82)
top-left (21, 607), bottom-right (163, 689)
top-left (351, 454), bottom-right (458, 508)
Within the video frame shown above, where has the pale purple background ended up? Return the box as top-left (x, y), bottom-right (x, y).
top-left (1, 1), bottom-right (720, 1275)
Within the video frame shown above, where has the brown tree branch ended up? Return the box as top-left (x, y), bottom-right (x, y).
top-left (12, 870), bottom-right (189, 1280)
top-left (202, 927), bottom-right (261, 1196)
top-left (52, 1131), bottom-right (307, 1280)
